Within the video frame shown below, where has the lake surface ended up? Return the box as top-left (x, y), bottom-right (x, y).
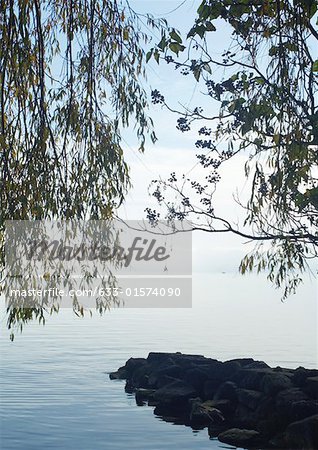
top-left (0, 274), bottom-right (317, 450)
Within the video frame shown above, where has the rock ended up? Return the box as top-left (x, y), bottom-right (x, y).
top-left (214, 381), bottom-right (237, 402)
top-left (218, 428), bottom-right (261, 447)
top-left (235, 368), bottom-right (272, 390)
top-left (196, 399), bottom-right (235, 418)
top-left (135, 388), bottom-right (156, 406)
top-left (291, 400), bottom-right (318, 421)
top-left (293, 367), bottom-right (318, 388)
top-left (306, 376), bottom-right (318, 399)
top-left (110, 357), bottom-right (147, 379)
top-left (245, 361), bottom-right (270, 369)
top-left (227, 358), bottom-right (255, 367)
top-left (109, 368), bottom-right (127, 380)
top-left (237, 388), bottom-right (265, 411)
top-left (276, 388), bottom-right (309, 417)
top-left (148, 364), bottom-right (181, 388)
top-left (219, 360), bottom-right (241, 379)
top-left (124, 357), bottom-right (147, 375)
top-left (284, 414), bottom-right (318, 449)
top-left (184, 368), bottom-right (211, 393)
top-left (110, 352), bottom-right (318, 449)
top-left (203, 379), bottom-right (220, 399)
top-left (153, 380), bottom-right (198, 407)
top-left (189, 398), bottom-right (225, 426)
top-left (131, 363), bottom-right (151, 388)
top-left (261, 372), bottom-right (293, 396)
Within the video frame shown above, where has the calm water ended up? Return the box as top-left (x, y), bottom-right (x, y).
top-left (0, 274), bottom-right (317, 450)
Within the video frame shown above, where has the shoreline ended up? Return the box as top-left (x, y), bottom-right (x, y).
top-left (110, 352), bottom-right (318, 449)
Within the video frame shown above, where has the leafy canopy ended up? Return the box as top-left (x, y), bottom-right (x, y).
top-left (0, 0), bottom-right (169, 334)
top-left (147, 0), bottom-right (318, 298)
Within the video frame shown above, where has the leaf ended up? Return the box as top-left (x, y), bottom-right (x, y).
top-left (205, 21), bottom-right (216, 32)
top-left (313, 60), bottom-right (318, 72)
top-left (146, 50), bottom-right (153, 63)
top-left (202, 62), bottom-right (212, 74)
top-left (169, 42), bottom-right (185, 55)
top-left (170, 30), bottom-right (182, 43)
top-left (273, 134), bottom-right (280, 145)
top-left (154, 50), bottom-right (160, 64)
top-left (158, 36), bottom-right (167, 51)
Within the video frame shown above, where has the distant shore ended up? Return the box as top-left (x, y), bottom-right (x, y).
top-left (110, 352), bottom-right (318, 449)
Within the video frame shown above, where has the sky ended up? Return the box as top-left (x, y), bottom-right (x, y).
top-left (118, 0), bottom-right (271, 274)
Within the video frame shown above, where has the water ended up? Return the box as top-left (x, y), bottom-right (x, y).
top-left (0, 274), bottom-right (317, 450)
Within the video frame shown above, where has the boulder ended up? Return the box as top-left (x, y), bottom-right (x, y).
top-left (189, 398), bottom-right (225, 426)
top-left (184, 367), bottom-right (211, 393)
top-left (291, 400), bottom-right (318, 421)
top-left (306, 376), bottom-right (318, 399)
top-left (153, 379), bottom-right (198, 407)
top-left (135, 388), bottom-right (156, 406)
top-left (214, 381), bottom-right (238, 402)
top-left (275, 388), bottom-right (309, 417)
top-left (284, 414), bottom-right (318, 449)
top-left (218, 428), bottom-right (261, 447)
top-left (293, 367), bottom-right (318, 388)
top-left (148, 364), bottom-right (182, 388)
top-left (235, 368), bottom-right (272, 390)
top-left (237, 388), bottom-right (265, 411)
top-left (261, 372), bottom-right (293, 396)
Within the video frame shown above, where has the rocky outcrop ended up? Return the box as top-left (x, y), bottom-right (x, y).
top-left (110, 352), bottom-right (318, 449)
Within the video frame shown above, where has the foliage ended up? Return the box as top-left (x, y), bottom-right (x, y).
top-left (147, 0), bottom-right (318, 298)
top-left (0, 0), bottom-right (168, 334)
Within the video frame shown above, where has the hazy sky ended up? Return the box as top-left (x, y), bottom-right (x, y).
top-left (118, 0), bottom-right (264, 274)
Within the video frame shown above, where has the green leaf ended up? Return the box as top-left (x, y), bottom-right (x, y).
top-left (205, 21), bottom-right (216, 32)
top-left (169, 42), bottom-right (185, 55)
top-left (154, 50), bottom-right (160, 64)
top-left (158, 35), bottom-right (167, 50)
top-left (313, 60), bottom-right (318, 72)
top-left (170, 30), bottom-right (182, 43)
top-left (146, 50), bottom-right (153, 63)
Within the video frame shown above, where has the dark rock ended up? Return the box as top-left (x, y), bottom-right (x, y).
top-left (135, 388), bottom-right (155, 406)
top-left (189, 398), bottom-right (225, 426)
top-left (284, 414), bottom-right (318, 449)
top-left (184, 368), bottom-right (211, 393)
top-left (153, 379), bottom-right (198, 407)
top-left (235, 403), bottom-right (259, 429)
top-left (293, 367), bottom-right (318, 388)
top-left (227, 358), bottom-right (255, 367)
top-left (109, 367), bottom-right (127, 380)
top-left (203, 379), bottom-right (219, 399)
top-left (245, 361), bottom-right (270, 369)
top-left (214, 381), bottom-right (237, 402)
top-left (261, 372), bottom-right (293, 396)
top-left (306, 376), bottom-right (318, 399)
top-left (219, 360), bottom-right (241, 379)
top-left (131, 363), bottom-right (151, 388)
top-left (125, 357), bottom-right (147, 375)
top-left (110, 352), bottom-right (318, 449)
top-left (237, 388), bottom-right (265, 411)
top-left (235, 368), bottom-right (272, 390)
top-left (218, 428), bottom-right (261, 447)
top-left (276, 388), bottom-right (309, 417)
top-left (291, 400), bottom-right (318, 421)
top-left (148, 364), bottom-right (182, 388)
top-left (257, 412), bottom-right (288, 438)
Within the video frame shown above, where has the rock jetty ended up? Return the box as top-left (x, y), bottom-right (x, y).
top-left (110, 352), bottom-right (318, 449)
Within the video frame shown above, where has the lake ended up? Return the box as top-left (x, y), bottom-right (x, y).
top-left (0, 273), bottom-right (317, 450)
